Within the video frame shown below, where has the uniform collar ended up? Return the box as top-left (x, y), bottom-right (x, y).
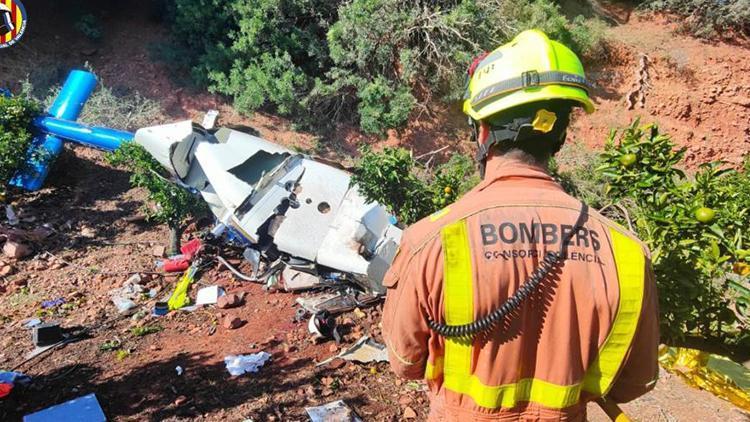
top-left (477, 156), bottom-right (561, 192)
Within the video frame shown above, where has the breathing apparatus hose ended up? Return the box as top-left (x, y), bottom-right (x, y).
top-left (427, 205), bottom-right (588, 339)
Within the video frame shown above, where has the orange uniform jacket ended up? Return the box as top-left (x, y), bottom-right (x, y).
top-left (382, 160), bottom-right (659, 421)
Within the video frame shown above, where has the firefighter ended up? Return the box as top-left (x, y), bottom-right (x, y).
top-left (382, 29), bottom-right (658, 421)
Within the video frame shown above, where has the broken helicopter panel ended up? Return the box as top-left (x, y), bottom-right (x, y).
top-left (134, 121), bottom-right (402, 294)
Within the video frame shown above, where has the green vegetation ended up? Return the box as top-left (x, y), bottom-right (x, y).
top-left (593, 121), bottom-right (750, 345)
top-left (0, 94), bottom-right (42, 197)
top-left (130, 325), bottom-right (163, 337)
top-left (643, 0), bottom-right (750, 39)
top-left (166, 0), bottom-right (605, 135)
top-left (351, 147), bottom-right (477, 224)
top-left (106, 142), bottom-right (207, 254)
top-left (353, 121), bottom-right (750, 347)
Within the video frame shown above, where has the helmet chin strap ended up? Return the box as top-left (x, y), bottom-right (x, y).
top-left (472, 117), bottom-right (566, 179)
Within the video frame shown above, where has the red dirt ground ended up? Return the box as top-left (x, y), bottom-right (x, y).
top-left (1, 2), bottom-right (749, 421)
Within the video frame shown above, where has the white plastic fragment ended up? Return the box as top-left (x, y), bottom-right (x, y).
top-left (195, 285), bottom-right (225, 305)
top-left (224, 352), bottom-right (271, 376)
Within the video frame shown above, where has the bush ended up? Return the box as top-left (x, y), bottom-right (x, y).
top-left (167, 0), bottom-right (606, 134)
top-left (589, 120), bottom-right (748, 344)
top-left (43, 84), bottom-right (162, 132)
top-left (644, 0), bottom-right (750, 38)
top-left (0, 94), bottom-right (42, 197)
top-left (351, 146), bottom-right (477, 224)
top-left (106, 142), bottom-right (207, 253)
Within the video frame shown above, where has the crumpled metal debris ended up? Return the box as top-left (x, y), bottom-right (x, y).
top-left (135, 121), bottom-right (402, 295)
top-left (659, 346), bottom-right (750, 410)
top-left (305, 400), bottom-right (362, 422)
top-left (317, 335), bottom-right (388, 367)
top-left (296, 290), bottom-right (380, 314)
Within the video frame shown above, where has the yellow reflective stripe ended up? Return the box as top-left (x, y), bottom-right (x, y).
top-left (441, 220), bottom-right (474, 385)
top-left (425, 356), bottom-right (443, 380)
top-left (450, 376), bottom-right (582, 409)
top-left (583, 228), bottom-right (646, 396)
top-left (436, 223), bottom-right (644, 409)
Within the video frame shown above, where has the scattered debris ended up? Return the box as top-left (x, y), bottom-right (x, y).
top-left (281, 267), bottom-right (322, 291)
top-left (196, 285), bottom-right (225, 306)
top-left (3, 241), bottom-right (31, 259)
top-left (224, 352), bottom-right (271, 376)
top-left (152, 244), bottom-right (166, 257)
top-left (110, 274), bottom-right (146, 315)
top-left (305, 400), bottom-right (362, 422)
top-left (216, 292), bottom-right (243, 309)
top-left (167, 266), bottom-right (197, 310)
top-left (159, 238), bottom-right (203, 273)
top-left (0, 371), bottom-right (31, 399)
top-left (23, 393), bottom-right (106, 422)
top-left (175, 366), bottom-right (184, 376)
top-left (317, 335), bottom-right (388, 367)
top-left (153, 302), bottom-right (168, 316)
top-left (23, 318), bottom-right (42, 329)
top-left (308, 311), bottom-right (341, 343)
top-left (5, 204), bottom-right (19, 226)
top-left (40, 298), bottom-right (65, 309)
top-left (296, 290), bottom-right (379, 314)
top-left (32, 323), bottom-right (63, 347)
top-left (222, 315), bottom-right (243, 330)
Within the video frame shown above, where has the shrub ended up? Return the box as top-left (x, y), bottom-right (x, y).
top-left (167, 0), bottom-right (606, 134)
top-left (351, 146), bottom-right (478, 224)
top-left (643, 0), bottom-right (750, 38)
top-left (106, 142), bottom-right (207, 254)
top-left (0, 94), bottom-right (42, 197)
top-left (596, 120), bottom-right (749, 343)
top-left (44, 84), bottom-right (162, 132)
top-left (351, 146), bottom-right (432, 224)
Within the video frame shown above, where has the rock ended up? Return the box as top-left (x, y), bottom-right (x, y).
top-left (152, 245), bottom-right (166, 257)
top-left (329, 358), bottom-right (346, 370)
top-left (0, 264), bottom-right (14, 277)
top-left (3, 241), bottom-right (31, 259)
top-left (732, 96), bottom-right (750, 107)
top-left (403, 406), bottom-right (417, 419)
top-left (80, 226), bottom-right (96, 238)
top-left (217, 293), bottom-right (243, 309)
top-left (13, 278), bottom-right (27, 287)
top-left (223, 315), bottom-right (243, 329)
top-left (173, 395), bottom-right (188, 406)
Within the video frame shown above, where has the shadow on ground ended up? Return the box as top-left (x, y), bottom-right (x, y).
top-left (4, 349), bottom-right (368, 421)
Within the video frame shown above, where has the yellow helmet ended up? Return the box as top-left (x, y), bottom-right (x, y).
top-left (463, 29), bottom-right (595, 122)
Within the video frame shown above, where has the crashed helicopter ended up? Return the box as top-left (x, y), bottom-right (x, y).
top-left (11, 70), bottom-right (402, 303)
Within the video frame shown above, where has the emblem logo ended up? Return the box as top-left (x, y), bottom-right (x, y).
top-left (0, 0), bottom-right (27, 49)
